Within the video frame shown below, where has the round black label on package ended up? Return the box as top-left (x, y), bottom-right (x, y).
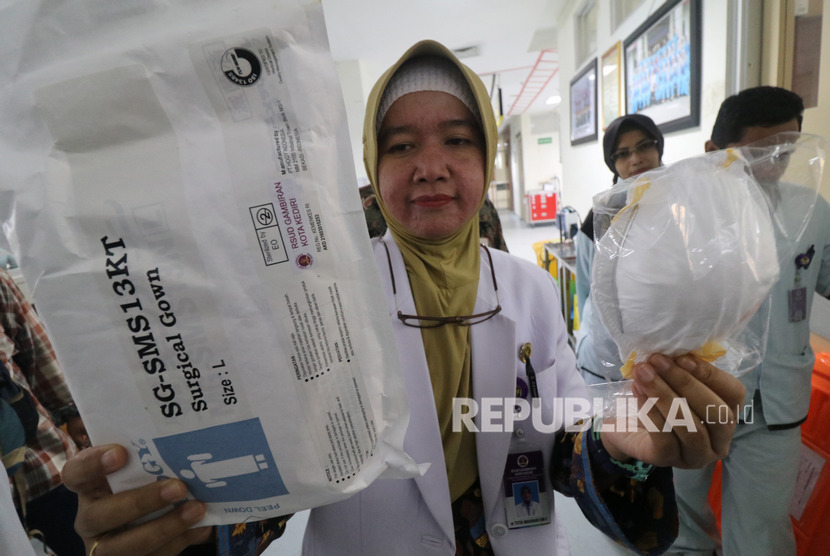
top-left (221, 47), bottom-right (262, 87)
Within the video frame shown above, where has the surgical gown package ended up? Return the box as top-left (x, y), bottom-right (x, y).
top-left (0, 0), bottom-right (421, 524)
top-left (591, 134), bottom-right (826, 379)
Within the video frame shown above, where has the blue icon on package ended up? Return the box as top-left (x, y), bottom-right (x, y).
top-left (153, 418), bottom-right (288, 502)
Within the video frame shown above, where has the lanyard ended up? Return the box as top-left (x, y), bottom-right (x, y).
top-left (519, 342), bottom-right (540, 398)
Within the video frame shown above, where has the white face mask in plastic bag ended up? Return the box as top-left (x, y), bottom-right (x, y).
top-left (0, 0), bottom-right (422, 525)
top-left (591, 133), bottom-right (826, 379)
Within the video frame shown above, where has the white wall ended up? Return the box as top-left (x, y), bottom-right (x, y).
top-left (507, 117), bottom-right (525, 216)
top-left (523, 110), bottom-right (562, 193)
top-left (554, 0), bottom-right (729, 219)
top-left (504, 111), bottom-right (564, 219)
top-left (801, 0), bottom-right (830, 199)
top-left (334, 59), bottom-right (371, 187)
top-left (333, 57), bottom-right (391, 188)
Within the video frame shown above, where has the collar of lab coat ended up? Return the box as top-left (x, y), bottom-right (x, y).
top-left (374, 233), bottom-right (517, 544)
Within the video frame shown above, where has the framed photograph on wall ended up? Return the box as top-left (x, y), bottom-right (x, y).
top-left (570, 58), bottom-right (598, 145)
top-left (623, 0), bottom-right (701, 133)
top-left (601, 42), bottom-right (622, 130)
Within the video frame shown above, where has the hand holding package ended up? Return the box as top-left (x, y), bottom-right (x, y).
top-left (0, 0), bottom-right (420, 525)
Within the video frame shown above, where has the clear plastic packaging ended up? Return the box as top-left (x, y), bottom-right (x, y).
top-left (590, 132), bottom-right (827, 380)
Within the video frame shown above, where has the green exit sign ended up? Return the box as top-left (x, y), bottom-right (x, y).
top-left (537, 137), bottom-right (552, 145)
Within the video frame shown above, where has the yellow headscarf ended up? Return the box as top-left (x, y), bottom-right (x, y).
top-left (363, 40), bottom-right (498, 501)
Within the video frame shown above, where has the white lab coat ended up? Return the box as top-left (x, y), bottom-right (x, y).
top-left (302, 234), bottom-right (589, 555)
top-left (515, 500), bottom-right (543, 517)
top-left (0, 476), bottom-right (36, 556)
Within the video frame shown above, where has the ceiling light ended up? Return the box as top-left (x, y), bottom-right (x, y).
top-left (452, 45), bottom-right (480, 59)
top-left (546, 95), bottom-right (561, 105)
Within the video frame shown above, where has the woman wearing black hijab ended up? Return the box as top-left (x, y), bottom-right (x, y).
top-left (575, 114), bottom-right (664, 384)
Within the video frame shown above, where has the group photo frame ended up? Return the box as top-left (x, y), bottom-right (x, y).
top-left (569, 57), bottom-right (598, 145)
top-left (623, 0), bottom-right (701, 132)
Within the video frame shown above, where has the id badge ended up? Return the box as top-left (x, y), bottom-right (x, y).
top-left (789, 287), bottom-right (807, 322)
top-left (502, 438), bottom-right (551, 529)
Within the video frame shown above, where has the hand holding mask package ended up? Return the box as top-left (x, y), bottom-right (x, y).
top-left (0, 0), bottom-right (420, 524)
top-left (590, 133), bottom-right (826, 380)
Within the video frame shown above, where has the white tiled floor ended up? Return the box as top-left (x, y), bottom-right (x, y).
top-left (264, 210), bottom-right (636, 555)
top-left (497, 209), bottom-right (560, 265)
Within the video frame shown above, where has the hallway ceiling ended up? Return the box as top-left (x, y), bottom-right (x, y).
top-left (321, 0), bottom-right (567, 117)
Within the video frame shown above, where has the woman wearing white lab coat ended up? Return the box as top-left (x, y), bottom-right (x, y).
top-left (296, 41), bottom-right (586, 554)
top-left (303, 39), bottom-right (740, 556)
top-left (302, 233), bottom-right (585, 555)
top-left (63, 39), bottom-right (745, 556)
